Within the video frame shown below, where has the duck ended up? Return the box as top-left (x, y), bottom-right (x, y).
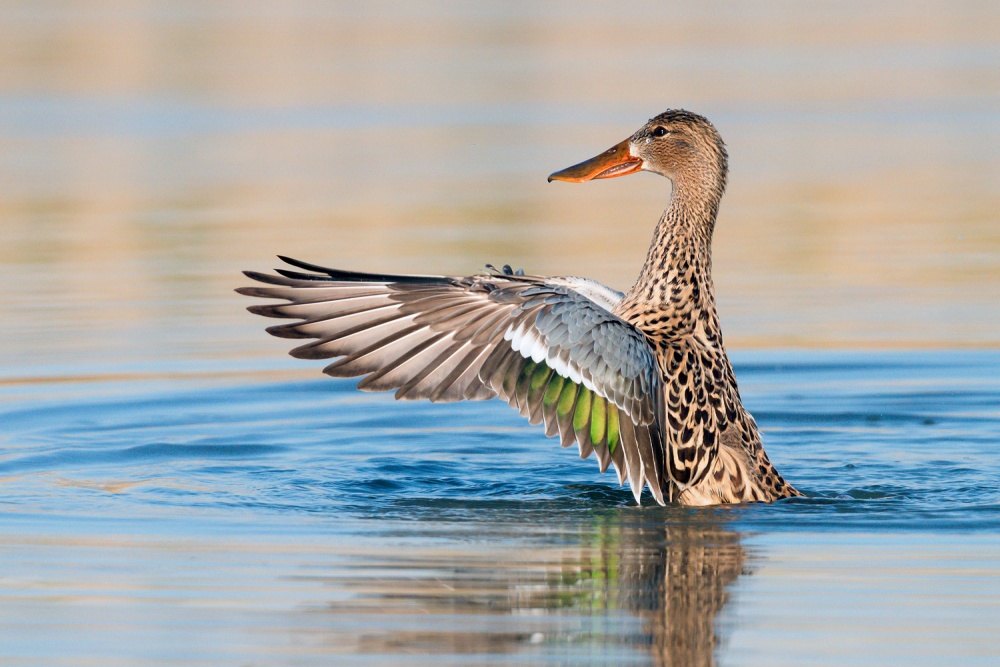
top-left (238, 109), bottom-right (800, 506)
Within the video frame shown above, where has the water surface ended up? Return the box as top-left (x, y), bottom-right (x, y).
top-left (3, 351), bottom-right (1000, 664)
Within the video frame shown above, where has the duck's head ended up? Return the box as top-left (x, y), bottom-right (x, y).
top-left (548, 109), bottom-right (727, 189)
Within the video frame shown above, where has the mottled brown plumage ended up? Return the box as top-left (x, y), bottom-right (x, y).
top-left (604, 110), bottom-right (799, 503)
top-left (239, 109), bottom-right (799, 506)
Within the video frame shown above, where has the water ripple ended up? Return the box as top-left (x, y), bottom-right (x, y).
top-left (1, 351), bottom-right (998, 533)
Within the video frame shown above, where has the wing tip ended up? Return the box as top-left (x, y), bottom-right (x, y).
top-left (264, 323), bottom-right (314, 339)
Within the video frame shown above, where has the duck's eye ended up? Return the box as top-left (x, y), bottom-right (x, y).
top-left (652, 126), bottom-right (668, 138)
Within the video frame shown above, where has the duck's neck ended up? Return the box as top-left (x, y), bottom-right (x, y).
top-left (615, 177), bottom-right (725, 339)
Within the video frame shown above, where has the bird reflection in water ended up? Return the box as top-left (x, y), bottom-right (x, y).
top-left (321, 511), bottom-right (746, 665)
top-left (617, 515), bottom-right (746, 666)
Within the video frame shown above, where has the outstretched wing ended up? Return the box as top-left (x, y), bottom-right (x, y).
top-left (238, 256), bottom-right (667, 504)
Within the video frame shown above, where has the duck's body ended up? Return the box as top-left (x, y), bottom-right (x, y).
top-left (240, 110), bottom-right (799, 506)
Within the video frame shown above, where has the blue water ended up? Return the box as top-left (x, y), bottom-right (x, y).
top-left (4, 350), bottom-right (998, 530)
top-left (2, 350), bottom-right (999, 665)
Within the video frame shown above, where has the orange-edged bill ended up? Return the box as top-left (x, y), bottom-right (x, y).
top-left (548, 138), bottom-right (642, 183)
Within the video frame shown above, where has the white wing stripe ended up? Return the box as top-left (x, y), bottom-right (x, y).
top-left (504, 322), bottom-right (596, 393)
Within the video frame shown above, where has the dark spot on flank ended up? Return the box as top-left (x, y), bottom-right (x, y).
top-left (671, 465), bottom-right (691, 485)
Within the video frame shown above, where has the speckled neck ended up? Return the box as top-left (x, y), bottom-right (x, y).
top-left (615, 170), bottom-right (726, 338)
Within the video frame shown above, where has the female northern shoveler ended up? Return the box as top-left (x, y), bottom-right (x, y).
top-left (238, 110), bottom-right (800, 506)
